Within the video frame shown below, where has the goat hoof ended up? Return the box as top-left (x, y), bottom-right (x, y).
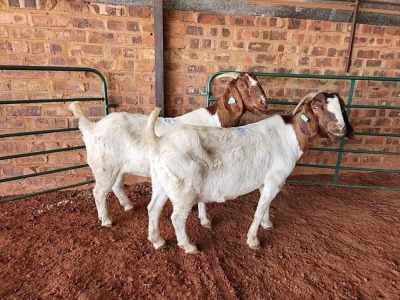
top-left (200, 219), bottom-right (212, 229)
top-left (247, 238), bottom-right (261, 250)
top-left (182, 243), bottom-right (199, 254)
top-left (261, 220), bottom-right (274, 230)
top-left (101, 220), bottom-right (113, 227)
top-left (124, 205), bottom-right (134, 212)
top-left (153, 239), bottom-right (167, 250)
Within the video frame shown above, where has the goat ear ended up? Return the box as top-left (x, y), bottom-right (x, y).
top-left (221, 82), bottom-right (244, 118)
top-left (336, 94), bottom-right (355, 139)
top-left (299, 103), bottom-right (319, 138)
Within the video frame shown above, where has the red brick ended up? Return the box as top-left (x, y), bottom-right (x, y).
top-left (0, 11), bottom-right (15, 24)
top-left (131, 36), bottom-right (143, 45)
top-left (0, 116), bottom-right (25, 128)
top-left (0, 41), bottom-right (12, 52)
top-left (366, 60), bottom-right (382, 67)
top-left (34, 118), bottom-right (68, 128)
top-left (88, 32), bottom-right (115, 44)
top-left (142, 34), bottom-right (154, 47)
top-left (4, 106), bottom-right (41, 116)
top-left (248, 42), bottom-right (270, 52)
top-left (373, 26), bottom-right (385, 35)
top-left (47, 153), bottom-right (81, 165)
top-left (360, 24), bottom-right (373, 34)
top-left (142, 23), bottom-right (154, 33)
top-left (165, 10), bottom-right (195, 22)
top-left (107, 20), bottom-right (125, 31)
top-left (186, 26), bottom-right (203, 36)
top-left (11, 41), bottom-right (28, 52)
top-left (9, 0), bottom-right (20, 7)
top-left (91, 59), bottom-right (114, 70)
top-left (2, 167), bottom-right (25, 177)
top-left (27, 81), bottom-right (49, 91)
top-left (68, 82), bottom-right (85, 93)
top-left (133, 61), bottom-right (153, 72)
top-left (127, 21), bottom-right (140, 32)
top-left (385, 27), bottom-right (399, 35)
top-left (197, 13), bottom-right (225, 25)
top-left (24, 0), bottom-right (35, 8)
top-left (166, 23), bottom-right (185, 36)
top-left (9, 81), bottom-right (27, 90)
top-left (128, 6), bottom-right (151, 18)
top-left (71, 18), bottom-right (104, 29)
top-left (311, 47), bottom-right (326, 56)
top-left (32, 15), bottom-right (68, 27)
top-left (233, 41), bottom-right (244, 49)
top-left (76, 31), bottom-right (86, 42)
top-left (81, 45), bottom-right (103, 55)
top-left (166, 37), bottom-right (183, 48)
top-left (227, 15), bottom-right (255, 26)
top-left (256, 54), bottom-right (277, 64)
top-left (288, 19), bottom-right (301, 29)
top-left (189, 38), bottom-right (199, 49)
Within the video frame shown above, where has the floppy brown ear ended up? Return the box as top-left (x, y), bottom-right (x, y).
top-left (336, 93), bottom-right (355, 139)
top-left (298, 102), bottom-right (319, 138)
top-left (217, 81), bottom-right (244, 127)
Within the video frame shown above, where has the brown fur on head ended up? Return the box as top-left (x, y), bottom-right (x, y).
top-left (217, 80), bottom-right (244, 127)
top-left (208, 72), bottom-right (268, 127)
top-left (298, 102), bottom-right (319, 138)
top-left (237, 73), bottom-right (269, 115)
top-left (292, 92), bottom-right (355, 150)
top-left (311, 92), bottom-right (355, 141)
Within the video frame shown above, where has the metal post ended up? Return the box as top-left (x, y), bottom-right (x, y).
top-left (154, 0), bottom-right (164, 116)
top-left (333, 79), bottom-right (355, 183)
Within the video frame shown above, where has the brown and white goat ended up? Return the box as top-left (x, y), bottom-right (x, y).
top-left (146, 92), bottom-right (355, 253)
top-left (69, 72), bottom-right (268, 227)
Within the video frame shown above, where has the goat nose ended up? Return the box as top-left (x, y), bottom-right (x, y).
top-left (336, 125), bottom-right (346, 135)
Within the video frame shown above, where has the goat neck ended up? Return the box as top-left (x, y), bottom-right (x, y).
top-left (206, 95), bottom-right (242, 128)
top-left (285, 103), bottom-right (319, 153)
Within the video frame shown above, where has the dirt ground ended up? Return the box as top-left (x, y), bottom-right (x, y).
top-left (1, 175), bottom-right (399, 300)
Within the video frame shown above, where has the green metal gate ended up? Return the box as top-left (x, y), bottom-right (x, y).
top-left (205, 71), bottom-right (400, 191)
top-left (1, 67), bottom-right (398, 204)
top-left (0, 65), bottom-right (110, 203)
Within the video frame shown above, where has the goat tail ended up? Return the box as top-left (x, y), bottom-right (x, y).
top-left (146, 107), bottom-right (162, 157)
top-left (68, 101), bottom-right (94, 134)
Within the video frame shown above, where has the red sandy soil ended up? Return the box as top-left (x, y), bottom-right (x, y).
top-left (1, 175), bottom-right (399, 299)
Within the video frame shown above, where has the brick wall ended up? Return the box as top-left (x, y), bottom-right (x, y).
top-left (0, 0), bottom-right (399, 196)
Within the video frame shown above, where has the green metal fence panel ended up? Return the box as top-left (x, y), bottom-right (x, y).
top-left (204, 71), bottom-right (400, 191)
top-left (0, 65), bottom-right (109, 203)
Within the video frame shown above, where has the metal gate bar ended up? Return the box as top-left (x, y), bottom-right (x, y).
top-left (0, 65), bottom-right (109, 203)
top-left (205, 71), bottom-right (400, 191)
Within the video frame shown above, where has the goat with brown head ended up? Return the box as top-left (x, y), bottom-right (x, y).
top-left (207, 72), bottom-right (269, 128)
top-left (291, 92), bottom-right (355, 151)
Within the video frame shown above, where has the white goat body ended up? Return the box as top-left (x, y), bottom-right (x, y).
top-left (69, 72), bottom-right (269, 227)
top-left (146, 92), bottom-right (354, 253)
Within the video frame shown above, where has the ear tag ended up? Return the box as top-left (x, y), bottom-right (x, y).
top-left (300, 114), bottom-right (309, 122)
top-left (228, 97), bottom-right (236, 104)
